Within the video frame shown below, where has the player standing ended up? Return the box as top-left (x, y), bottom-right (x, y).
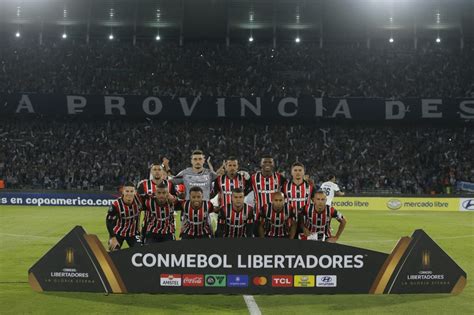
top-left (320, 174), bottom-right (345, 206)
top-left (283, 162), bottom-right (314, 235)
top-left (171, 150), bottom-right (217, 201)
top-left (213, 157), bottom-right (249, 208)
top-left (250, 155), bottom-right (285, 215)
top-left (283, 162), bottom-right (314, 211)
top-left (137, 163), bottom-right (176, 242)
top-left (137, 162), bottom-right (176, 198)
top-left (142, 183), bottom-right (178, 243)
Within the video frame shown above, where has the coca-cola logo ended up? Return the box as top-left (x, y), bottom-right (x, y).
top-left (182, 274), bottom-right (204, 287)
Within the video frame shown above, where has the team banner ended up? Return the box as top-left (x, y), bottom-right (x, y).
top-left (332, 197), bottom-right (460, 211)
top-left (28, 226), bottom-right (466, 294)
top-left (1, 94), bottom-right (473, 121)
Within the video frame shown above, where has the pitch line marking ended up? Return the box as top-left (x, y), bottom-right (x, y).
top-left (243, 295), bottom-right (262, 315)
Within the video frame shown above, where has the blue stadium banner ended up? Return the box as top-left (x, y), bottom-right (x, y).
top-left (28, 226), bottom-right (467, 294)
top-left (457, 181), bottom-right (474, 193)
top-left (1, 94), bottom-right (473, 121)
top-left (0, 191), bottom-right (117, 207)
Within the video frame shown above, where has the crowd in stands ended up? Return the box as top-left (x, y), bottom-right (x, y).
top-left (1, 117), bottom-right (472, 195)
top-left (1, 39), bottom-right (472, 195)
top-left (1, 40), bottom-right (473, 98)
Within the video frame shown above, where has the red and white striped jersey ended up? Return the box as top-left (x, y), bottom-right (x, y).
top-left (283, 180), bottom-right (313, 212)
top-left (137, 179), bottom-right (175, 199)
top-left (300, 204), bottom-right (343, 241)
top-left (250, 171), bottom-right (285, 219)
top-left (137, 179), bottom-right (176, 229)
top-left (106, 195), bottom-right (142, 238)
top-left (143, 198), bottom-right (176, 236)
top-left (180, 201), bottom-right (213, 238)
top-left (214, 174), bottom-right (248, 208)
top-left (217, 203), bottom-right (254, 238)
top-left (259, 203), bottom-right (295, 238)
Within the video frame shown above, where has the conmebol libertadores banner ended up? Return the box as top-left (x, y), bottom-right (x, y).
top-left (28, 226), bottom-right (467, 294)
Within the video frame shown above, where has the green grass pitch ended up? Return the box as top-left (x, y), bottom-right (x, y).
top-left (0, 206), bottom-right (473, 314)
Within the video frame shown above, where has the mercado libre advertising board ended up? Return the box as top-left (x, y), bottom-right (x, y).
top-left (1, 192), bottom-right (470, 211)
top-left (332, 197), bottom-right (464, 211)
top-left (28, 226), bottom-right (466, 295)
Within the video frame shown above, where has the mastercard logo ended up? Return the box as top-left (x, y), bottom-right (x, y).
top-left (252, 276), bottom-right (268, 286)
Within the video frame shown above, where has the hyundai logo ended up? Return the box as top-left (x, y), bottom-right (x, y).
top-left (462, 199), bottom-right (474, 211)
top-left (321, 276), bottom-right (332, 282)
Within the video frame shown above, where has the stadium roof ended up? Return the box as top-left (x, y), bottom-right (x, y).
top-left (1, 0), bottom-right (473, 42)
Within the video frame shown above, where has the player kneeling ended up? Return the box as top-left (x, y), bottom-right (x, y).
top-left (258, 192), bottom-right (296, 239)
top-left (142, 183), bottom-right (178, 243)
top-left (215, 188), bottom-right (254, 238)
top-left (299, 190), bottom-right (346, 242)
top-left (106, 182), bottom-right (142, 251)
top-left (180, 186), bottom-right (215, 239)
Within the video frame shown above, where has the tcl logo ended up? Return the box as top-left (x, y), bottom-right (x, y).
top-left (182, 274), bottom-right (204, 287)
top-left (272, 275), bottom-right (293, 287)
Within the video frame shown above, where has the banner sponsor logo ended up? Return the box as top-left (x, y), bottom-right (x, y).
top-left (271, 275), bottom-right (293, 287)
top-left (65, 248), bottom-right (75, 267)
top-left (160, 274), bottom-right (182, 287)
top-left (402, 250), bottom-right (447, 286)
top-left (227, 275), bottom-right (248, 288)
top-left (294, 275), bottom-right (315, 287)
top-left (182, 274), bottom-right (204, 287)
top-left (333, 197), bottom-right (459, 211)
top-left (316, 275), bottom-right (337, 287)
top-left (2, 191), bottom-right (463, 211)
top-left (50, 270), bottom-right (89, 278)
top-left (205, 275), bottom-right (226, 287)
top-left (405, 272), bottom-right (446, 281)
top-left (460, 199), bottom-right (474, 211)
top-left (49, 247), bottom-right (90, 280)
top-left (387, 199), bottom-right (402, 210)
top-left (252, 276), bottom-right (268, 286)
top-left (0, 191), bottom-right (116, 207)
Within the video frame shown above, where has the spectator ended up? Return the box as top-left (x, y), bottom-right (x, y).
top-left (1, 40), bottom-right (473, 98)
top-left (0, 117), bottom-right (472, 194)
